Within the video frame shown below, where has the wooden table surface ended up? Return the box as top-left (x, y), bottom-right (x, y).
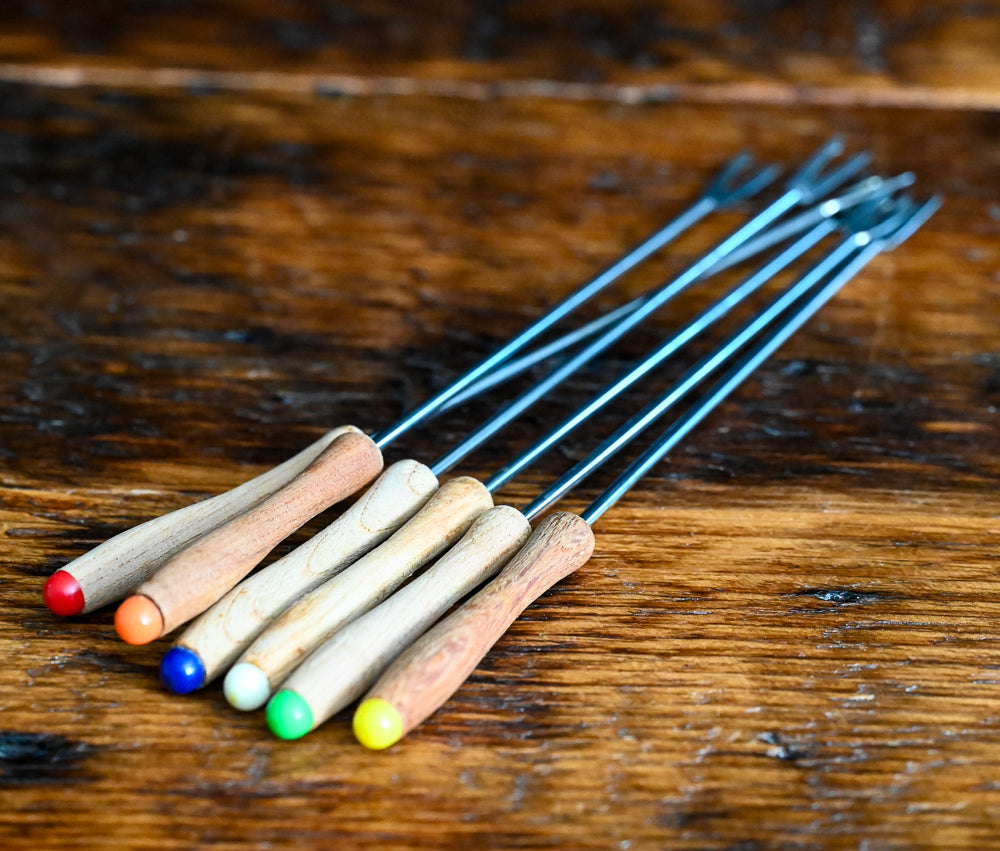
top-left (1, 3), bottom-right (998, 848)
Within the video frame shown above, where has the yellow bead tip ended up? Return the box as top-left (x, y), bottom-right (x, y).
top-left (353, 699), bottom-right (404, 750)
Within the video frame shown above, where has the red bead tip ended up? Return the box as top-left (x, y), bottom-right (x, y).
top-left (43, 570), bottom-right (85, 616)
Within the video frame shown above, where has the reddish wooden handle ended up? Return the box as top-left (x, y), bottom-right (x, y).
top-left (354, 511), bottom-right (595, 748)
top-left (125, 430), bottom-right (383, 638)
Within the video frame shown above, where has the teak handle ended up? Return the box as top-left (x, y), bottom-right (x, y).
top-left (356, 511), bottom-right (595, 748)
top-left (174, 458), bottom-right (439, 683)
top-left (131, 429), bottom-right (383, 637)
top-left (49, 426), bottom-right (358, 613)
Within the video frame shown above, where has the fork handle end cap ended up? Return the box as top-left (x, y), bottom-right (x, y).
top-left (115, 595), bottom-right (164, 645)
top-left (43, 570), bottom-right (85, 617)
top-left (354, 699), bottom-right (403, 750)
top-left (267, 691), bottom-right (314, 740)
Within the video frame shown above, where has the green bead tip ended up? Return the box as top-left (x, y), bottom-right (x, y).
top-left (266, 690), bottom-right (314, 740)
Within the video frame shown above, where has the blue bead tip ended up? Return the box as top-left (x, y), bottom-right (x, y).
top-left (160, 646), bottom-right (206, 694)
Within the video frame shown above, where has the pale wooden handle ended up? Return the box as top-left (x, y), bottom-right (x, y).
top-left (138, 430), bottom-right (384, 634)
top-left (283, 505), bottom-right (532, 730)
top-left (360, 511), bottom-right (595, 744)
top-left (175, 459), bottom-right (439, 683)
top-left (237, 475), bottom-right (493, 689)
top-left (49, 426), bottom-right (358, 613)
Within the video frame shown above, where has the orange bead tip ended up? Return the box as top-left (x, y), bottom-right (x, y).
top-left (43, 570), bottom-right (85, 616)
top-left (115, 595), bottom-right (164, 645)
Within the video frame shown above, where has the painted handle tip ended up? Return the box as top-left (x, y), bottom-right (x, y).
top-left (115, 595), bottom-right (164, 645)
top-left (266, 691), bottom-right (314, 740)
top-left (43, 570), bottom-right (85, 616)
top-left (353, 699), bottom-right (404, 750)
top-left (224, 662), bottom-right (272, 711)
top-left (160, 646), bottom-right (207, 694)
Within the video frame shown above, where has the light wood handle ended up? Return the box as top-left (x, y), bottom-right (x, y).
top-left (355, 511), bottom-right (594, 748)
top-left (173, 459), bottom-right (439, 684)
top-left (46, 426), bottom-right (359, 614)
top-left (130, 430), bottom-right (384, 636)
top-left (234, 476), bottom-right (493, 692)
top-left (277, 505), bottom-right (531, 734)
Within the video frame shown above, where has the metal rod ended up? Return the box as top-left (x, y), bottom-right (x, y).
top-left (577, 196), bottom-right (939, 525)
top-left (439, 171), bottom-right (912, 412)
top-left (429, 138), bottom-right (864, 476)
top-left (482, 216), bottom-right (840, 493)
top-left (518, 193), bottom-right (932, 523)
top-left (518, 238), bottom-right (864, 522)
top-left (372, 154), bottom-right (776, 449)
top-left (437, 299), bottom-right (641, 412)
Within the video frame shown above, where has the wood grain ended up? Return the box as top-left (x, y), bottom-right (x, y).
top-left (0, 1), bottom-right (998, 848)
